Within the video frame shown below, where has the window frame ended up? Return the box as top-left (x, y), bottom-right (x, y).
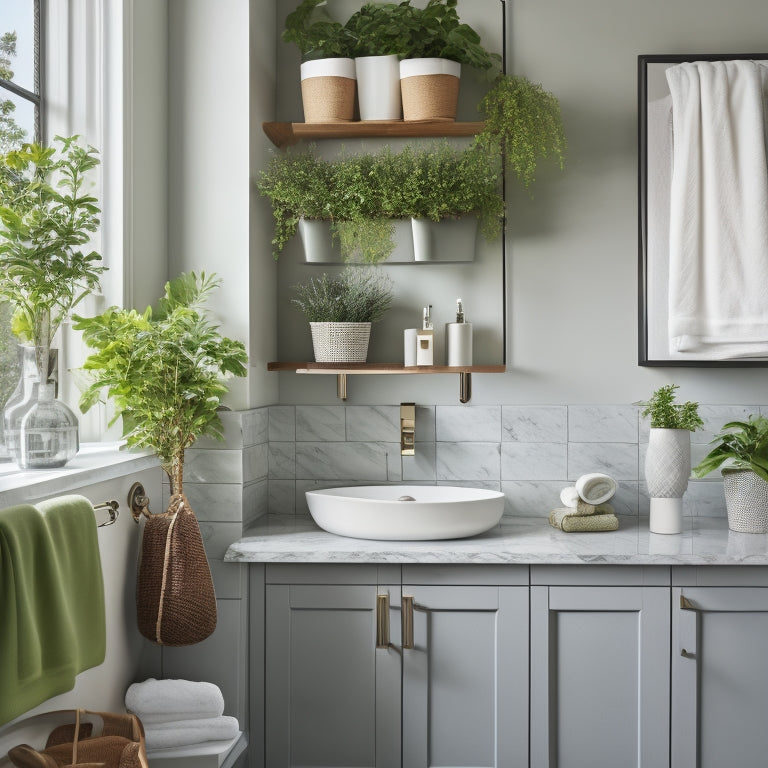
top-left (0, 0), bottom-right (44, 146)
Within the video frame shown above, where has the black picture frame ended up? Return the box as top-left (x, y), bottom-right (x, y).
top-left (638, 52), bottom-right (768, 366)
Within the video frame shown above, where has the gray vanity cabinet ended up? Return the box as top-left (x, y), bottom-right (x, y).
top-left (401, 581), bottom-right (529, 768)
top-left (529, 570), bottom-right (671, 768)
top-left (265, 576), bottom-right (401, 768)
top-left (263, 565), bottom-right (529, 768)
top-left (672, 569), bottom-right (768, 768)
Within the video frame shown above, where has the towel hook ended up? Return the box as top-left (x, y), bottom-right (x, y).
top-left (128, 482), bottom-right (152, 522)
top-left (94, 499), bottom-right (120, 527)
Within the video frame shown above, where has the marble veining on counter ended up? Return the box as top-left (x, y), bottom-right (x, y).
top-left (224, 515), bottom-right (768, 565)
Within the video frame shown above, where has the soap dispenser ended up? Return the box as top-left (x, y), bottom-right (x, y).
top-left (446, 298), bottom-right (473, 366)
top-left (416, 305), bottom-right (434, 366)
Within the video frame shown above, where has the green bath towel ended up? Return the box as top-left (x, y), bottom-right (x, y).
top-left (549, 507), bottom-right (619, 532)
top-left (0, 495), bottom-right (106, 725)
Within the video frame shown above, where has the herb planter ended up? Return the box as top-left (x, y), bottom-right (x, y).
top-left (400, 58), bottom-right (460, 121)
top-left (722, 469), bottom-right (768, 533)
top-left (645, 427), bottom-right (691, 534)
top-left (300, 58), bottom-right (356, 123)
top-left (355, 55), bottom-right (402, 121)
top-left (310, 322), bottom-right (371, 362)
top-left (411, 216), bottom-right (478, 262)
top-left (298, 219), bottom-right (342, 263)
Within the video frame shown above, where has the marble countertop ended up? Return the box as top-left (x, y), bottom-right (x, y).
top-left (225, 515), bottom-right (768, 565)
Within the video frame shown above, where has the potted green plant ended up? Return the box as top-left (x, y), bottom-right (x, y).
top-left (692, 415), bottom-right (768, 533)
top-left (639, 384), bottom-right (703, 534)
top-left (474, 74), bottom-right (567, 189)
top-left (384, 142), bottom-right (503, 260)
top-left (257, 149), bottom-right (395, 263)
top-left (74, 273), bottom-right (247, 646)
top-left (292, 267), bottom-right (393, 362)
top-left (73, 271), bottom-right (248, 495)
top-left (399, 0), bottom-right (501, 121)
top-left (0, 136), bottom-right (105, 468)
top-left (283, 0), bottom-right (357, 123)
top-left (344, 2), bottom-right (415, 120)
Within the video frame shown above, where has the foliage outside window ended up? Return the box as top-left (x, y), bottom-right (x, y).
top-left (0, 1), bottom-right (43, 455)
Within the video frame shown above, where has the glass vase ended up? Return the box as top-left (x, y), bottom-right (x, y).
top-left (3, 345), bottom-right (78, 469)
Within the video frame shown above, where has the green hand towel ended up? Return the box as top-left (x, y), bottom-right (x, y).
top-left (574, 500), bottom-right (615, 516)
top-left (0, 495), bottom-right (106, 725)
top-left (549, 507), bottom-right (619, 532)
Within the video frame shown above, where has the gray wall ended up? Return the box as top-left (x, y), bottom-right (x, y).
top-left (267, 0), bottom-right (768, 407)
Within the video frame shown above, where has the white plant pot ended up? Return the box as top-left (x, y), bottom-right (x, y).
top-left (645, 427), bottom-right (691, 534)
top-left (310, 322), bottom-right (371, 363)
top-left (298, 219), bottom-right (341, 263)
top-left (300, 58), bottom-right (356, 123)
top-left (355, 54), bottom-right (402, 121)
top-left (411, 216), bottom-right (478, 262)
top-left (723, 469), bottom-right (768, 533)
top-left (400, 57), bottom-right (461, 121)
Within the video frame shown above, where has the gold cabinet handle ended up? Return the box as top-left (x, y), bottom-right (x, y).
top-left (402, 595), bottom-right (414, 650)
top-left (376, 594), bottom-right (390, 649)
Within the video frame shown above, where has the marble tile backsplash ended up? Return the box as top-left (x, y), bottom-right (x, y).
top-left (267, 404), bottom-right (768, 519)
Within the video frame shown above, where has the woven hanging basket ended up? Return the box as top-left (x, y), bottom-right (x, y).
top-left (310, 322), bottom-right (371, 362)
top-left (400, 58), bottom-right (461, 121)
top-left (723, 469), bottom-right (768, 533)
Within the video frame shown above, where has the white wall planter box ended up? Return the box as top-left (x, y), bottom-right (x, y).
top-left (411, 216), bottom-right (478, 262)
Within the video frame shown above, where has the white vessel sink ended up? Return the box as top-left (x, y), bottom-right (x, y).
top-left (305, 485), bottom-right (505, 541)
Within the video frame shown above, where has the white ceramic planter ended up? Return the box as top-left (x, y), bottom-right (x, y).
top-left (645, 427), bottom-right (691, 534)
top-left (298, 219), bottom-right (342, 263)
top-left (411, 216), bottom-right (478, 262)
top-left (300, 58), bottom-right (356, 123)
top-left (355, 54), bottom-right (402, 121)
top-left (723, 469), bottom-right (768, 533)
top-left (400, 57), bottom-right (461, 121)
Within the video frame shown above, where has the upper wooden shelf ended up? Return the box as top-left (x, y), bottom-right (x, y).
top-left (262, 120), bottom-right (486, 148)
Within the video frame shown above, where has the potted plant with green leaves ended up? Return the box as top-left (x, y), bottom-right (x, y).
top-left (474, 74), bottom-right (567, 189)
top-left (693, 415), bottom-right (768, 533)
top-left (399, 0), bottom-right (501, 121)
top-left (0, 136), bottom-right (105, 468)
top-left (74, 272), bottom-right (247, 645)
top-left (344, 2), bottom-right (415, 120)
top-left (283, 0), bottom-right (357, 122)
top-left (639, 384), bottom-right (703, 534)
top-left (257, 149), bottom-right (395, 263)
top-left (382, 142), bottom-right (503, 260)
top-left (292, 267), bottom-right (393, 362)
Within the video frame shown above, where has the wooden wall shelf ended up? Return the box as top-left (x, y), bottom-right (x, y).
top-left (262, 120), bottom-right (485, 148)
top-left (267, 362), bottom-right (505, 402)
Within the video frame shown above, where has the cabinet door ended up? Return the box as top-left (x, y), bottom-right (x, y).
top-left (673, 587), bottom-right (768, 768)
top-left (265, 583), bottom-right (400, 768)
top-left (530, 586), bottom-right (670, 768)
top-left (401, 585), bottom-right (529, 768)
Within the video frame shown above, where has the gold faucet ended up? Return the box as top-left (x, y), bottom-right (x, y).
top-left (400, 403), bottom-right (415, 456)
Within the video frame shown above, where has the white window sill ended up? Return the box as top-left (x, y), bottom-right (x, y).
top-left (0, 442), bottom-right (159, 507)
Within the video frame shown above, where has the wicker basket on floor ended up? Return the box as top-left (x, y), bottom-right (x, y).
top-left (310, 322), bottom-right (371, 362)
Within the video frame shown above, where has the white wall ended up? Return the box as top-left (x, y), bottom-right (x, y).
top-left (167, 0), bottom-right (278, 411)
top-left (269, 0), bottom-right (768, 407)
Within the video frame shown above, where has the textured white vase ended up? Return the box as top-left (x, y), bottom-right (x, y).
top-left (645, 428), bottom-right (691, 534)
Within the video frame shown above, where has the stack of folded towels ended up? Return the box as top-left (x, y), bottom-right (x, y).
top-left (549, 472), bottom-right (619, 532)
top-left (126, 678), bottom-right (240, 751)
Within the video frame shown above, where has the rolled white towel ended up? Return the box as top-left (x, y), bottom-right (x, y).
top-left (559, 486), bottom-right (579, 508)
top-left (126, 678), bottom-right (224, 722)
top-left (574, 473), bottom-right (617, 505)
top-left (144, 716), bottom-right (240, 750)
